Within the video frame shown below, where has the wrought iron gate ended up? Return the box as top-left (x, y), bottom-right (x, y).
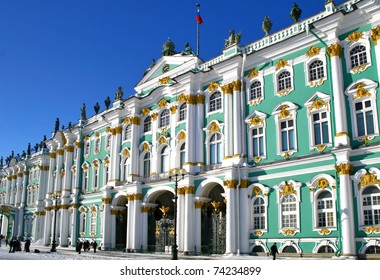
top-left (209, 211), bottom-right (226, 254)
top-left (155, 216), bottom-right (174, 253)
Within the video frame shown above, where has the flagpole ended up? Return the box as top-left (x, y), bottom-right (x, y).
top-left (196, 3), bottom-right (200, 57)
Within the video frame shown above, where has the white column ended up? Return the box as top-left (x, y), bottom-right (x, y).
top-left (177, 188), bottom-right (185, 252)
top-left (232, 81), bottom-right (242, 157)
top-left (239, 181), bottom-right (250, 254)
top-left (183, 186), bottom-right (194, 253)
top-left (130, 118), bottom-right (140, 177)
top-left (196, 94), bottom-right (205, 169)
top-left (60, 145), bottom-right (74, 247)
top-left (5, 177), bottom-right (11, 204)
top-left (110, 127), bottom-right (122, 182)
top-left (151, 114), bottom-right (158, 175)
top-left (223, 88), bottom-right (234, 158)
top-left (225, 180), bottom-right (236, 254)
top-left (328, 42), bottom-right (350, 146)
top-left (335, 162), bottom-right (356, 256)
top-left (126, 199), bottom-right (133, 251)
top-left (43, 205), bottom-right (53, 246)
top-left (141, 206), bottom-right (149, 251)
top-left (132, 194), bottom-right (142, 252)
top-left (170, 105), bottom-right (178, 170)
top-left (194, 201), bottom-right (203, 253)
top-left (55, 148), bottom-right (64, 193)
top-left (101, 195), bottom-right (113, 250)
top-left (372, 26), bottom-right (380, 81)
top-left (185, 98), bottom-right (196, 173)
top-left (10, 173), bottom-right (16, 205)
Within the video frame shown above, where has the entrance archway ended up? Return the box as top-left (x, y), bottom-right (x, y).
top-left (200, 183), bottom-right (226, 254)
top-left (146, 190), bottom-right (174, 253)
top-left (114, 195), bottom-right (128, 251)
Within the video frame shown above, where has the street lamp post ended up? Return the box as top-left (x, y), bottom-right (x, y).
top-left (50, 194), bottom-right (60, 252)
top-left (168, 168), bottom-right (186, 260)
top-left (0, 206), bottom-right (4, 247)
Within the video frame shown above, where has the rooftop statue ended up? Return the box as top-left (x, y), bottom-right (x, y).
top-left (162, 37), bottom-right (176, 56)
top-left (115, 86), bottom-right (124, 101)
top-left (55, 118), bottom-right (60, 132)
top-left (262, 16), bottom-right (273, 36)
top-left (290, 3), bottom-right (302, 23)
top-left (224, 29), bottom-right (241, 49)
top-left (181, 42), bottom-right (195, 55)
top-left (81, 103), bottom-right (87, 120)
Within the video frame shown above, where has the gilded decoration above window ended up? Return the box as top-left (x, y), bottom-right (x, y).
top-left (347, 31), bottom-right (363, 42)
top-left (306, 46), bottom-right (321, 57)
top-left (275, 59), bottom-right (289, 71)
top-left (208, 82), bottom-right (220, 92)
top-left (248, 69), bottom-right (259, 78)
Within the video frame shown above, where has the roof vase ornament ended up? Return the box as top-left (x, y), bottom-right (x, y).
top-left (94, 102), bottom-right (100, 114)
top-left (162, 37), bottom-right (176, 56)
top-left (262, 16), bottom-right (272, 36)
top-left (290, 3), bottom-right (302, 23)
top-left (104, 96), bottom-right (111, 109)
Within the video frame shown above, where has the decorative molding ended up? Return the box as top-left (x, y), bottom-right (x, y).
top-left (141, 108), bottom-right (151, 116)
top-left (158, 98), bottom-right (169, 108)
top-left (102, 197), bottom-right (112, 204)
top-left (358, 172), bottom-right (380, 189)
top-left (335, 163), bottom-right (353, 175)
top-left (347, 31), bottom-right (363, 42)
top-left (306, 46), bottom-right (321, 57)
top-left (278, 105), bottom-right (292, 120)
top-left (364, 226), bottom-right (380, 234)
top-left (307, 99), bottom-right (329, 113)
top-left (282, 229), bottom-right (297, 236)
top-left (208, 82), bottom-right (220, 91)
top-left (178, 131), bottom-right (186, 142)
top-left (318, 228), bottom-right (331, 236)
top-left (252, 186), bottom-right (262, 196)
top-left (275, 59), bottom-right (289, 70)
top-left (253, 230), bottom-right (263, 237)
top-left (170, 105), bottom-right (177, 114)
top-left (371, 25), bottom-right (380, 46)
top-left (224, 179), bottom-right (237, 189)
top-left (280, 183), bottom-right (296, 197)
top-left (317, 178), bottom-right (329, 189)
top-left (209, 122), bottom-right (220, 133)
top-left (327, 43), bottom-right (342, 57)
top-left (158, 77), bottom-right (171, 85)
top-left (248, 69), bottom-right (259, 78)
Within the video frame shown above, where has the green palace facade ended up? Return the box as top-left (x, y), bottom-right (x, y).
top-left (1, 0), bottom-right (380, 258)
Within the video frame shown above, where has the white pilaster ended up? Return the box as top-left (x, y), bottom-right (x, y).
top-left (223, 91), bottom-right (234, 158)
top-left (328, 42), bottom-right (350, 146)
top-left (183, 187), bottom-right (194, 253)
top-left (238, 182), bottom-right (250, 254)
top-left (132, 194), bottom-right (142, 252)
top-left (232, 83), bottom-right (242, 157)
top-left (225, 180), bottom-right (236, 254)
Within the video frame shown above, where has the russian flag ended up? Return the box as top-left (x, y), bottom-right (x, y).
top-left (196, 8), bottom-right (203, 24)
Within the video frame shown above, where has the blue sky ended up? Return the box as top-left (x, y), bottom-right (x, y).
top-left (0, 0), bottom-right (344, 161)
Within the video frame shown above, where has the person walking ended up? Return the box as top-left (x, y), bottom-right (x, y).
top-left (92, 240), bottom-right (98, 253)
top-left (270, 242), bottom-right (279, 260)
top-left (24, 239), bottom-right (31, 252)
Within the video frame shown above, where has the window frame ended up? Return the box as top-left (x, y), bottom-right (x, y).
top-left (274, 62), bottom-right (294, 97)
top-left (345, 79), bottom-right (379, 141)
top-left (343, 32), bottom-right (372, 74)
top-left (178, 103), bottom-right (187, 122)
top-left (159, 108), bottom-right (170, 128)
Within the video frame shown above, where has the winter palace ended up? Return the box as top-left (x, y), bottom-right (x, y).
top-left (1, 0), bottom-right (380, 258)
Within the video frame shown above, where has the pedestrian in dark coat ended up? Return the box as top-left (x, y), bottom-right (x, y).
top-left (76, 240), bottom-right (83, 254)
top-left (270, 242), bottom-right (279, 260)
top-left (93, 240), bottom-right (98, 253)
top-left (8, 239), bottom-right (13, 253)
top-left (24, 239), bottom-right (31, 252)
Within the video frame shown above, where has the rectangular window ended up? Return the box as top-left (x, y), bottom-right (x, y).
top-left (252, 127), bottom-right (264, 157)
top-left (355, 100), bottom-right (374, 137)
top-left (312, 112), bottom-right (330, 145)
top-left (280, 120), bottom-right (295, 152)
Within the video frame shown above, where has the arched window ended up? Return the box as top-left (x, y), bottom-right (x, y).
top-left (179, 103), bottom-right (187, 121)
top-left (209, 91), bottom-right (222, 112)
top-left (365, 245), bottom-right (380, 254)
top-left (143, 152), bottom-right (151, 178)
top-left (93, 165), bottom-right (99, 190)
top-left (82, 168), bottom-right (88, 192)
top-left (281, 195), bottom-right (297, 228)
top-left (160, 109), bottom-right (170, 128)
top-left (160, 146), bottom-right (169, 173)
top-left (90, 210), bottom-right (97, 234)
top-left (95, 138), bottom-right (101, 153)
top-left (308, 60), bottom-right (324, 82)
top-left (252, 197), bottom-right (265, 230)
top-left (350, 45), bottom-right (367, 69)
top-left (277, 71), bottom-right (292, 92)
top-left (209, 133), bottom-right (222, 165)
top-left (104, 164), bottom-right (109, 185)
top-left (317, 245), bottom-right (334, 253)
top-left (317, 191), bottom-right (334, 227)
top-left (250, 81), bottom-right (262, 100)
top-left (362, 186), bottom-right (380, 226)
top-left (124, 125), bottom-right (132, 141)
top-left (105, 134), bottom-right (112, 149)
top-left (122, 158), bottom-right (131, 180)
top-left (179, 143), bottom-right (186, 168)
top-left (143, 116), bottom-right (152, 133)
top-left (80, 212), bottom-right (87, 234)
top-left (282, 246), bottom-right (297, 253)
top-left (84, 142), bottom-right (90, 155)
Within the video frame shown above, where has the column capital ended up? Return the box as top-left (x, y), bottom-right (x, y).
top-left (335, 163), bottom-right (353, 175)
top-left (327, 43), bottom-right (342, 57)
